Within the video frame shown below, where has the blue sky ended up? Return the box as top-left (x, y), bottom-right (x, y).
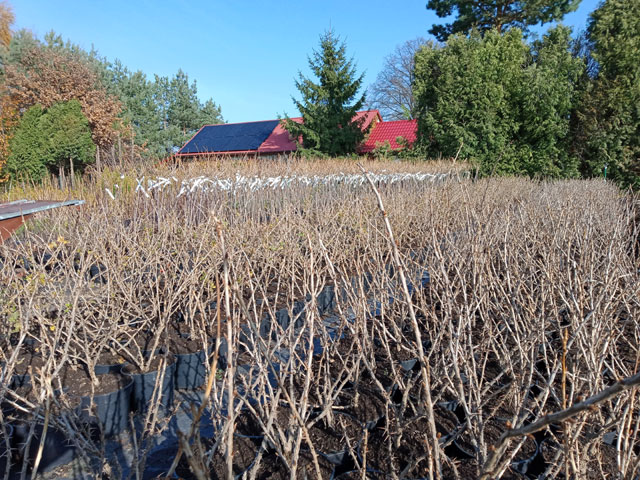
top-left (14, 0), bottom-right (601, 123)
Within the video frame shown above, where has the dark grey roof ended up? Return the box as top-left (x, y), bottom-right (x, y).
top-left (179, 120), bottom-right (280, 154)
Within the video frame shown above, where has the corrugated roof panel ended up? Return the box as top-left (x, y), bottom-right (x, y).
top-left (179, 120), bottom-right (280, 154)
top-left (360, 120), bottom-right (418, 153)
top-left (0, 199), bottom-right (85, 220)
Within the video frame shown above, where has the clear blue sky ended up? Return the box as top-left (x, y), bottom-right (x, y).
top-left (14, 0), bottom-right (601, 123)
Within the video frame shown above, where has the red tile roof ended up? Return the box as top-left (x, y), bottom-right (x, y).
top-left (257, 117), bottom-right (302, 153)
top-left (353, 110), bottom-right (383, 132)
top-left (177, 110), bottom-right (384, 156)
top-left (258, 110), bottom-right (382, 154)
top-left (359, 120), bottom-right (418, 153)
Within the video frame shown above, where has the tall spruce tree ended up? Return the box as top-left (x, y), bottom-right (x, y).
top-left (283, 30), bottom-right (366, 157)
top-left (426, 0), bottom-right (581, 41)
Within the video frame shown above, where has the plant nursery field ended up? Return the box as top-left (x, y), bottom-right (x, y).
top-left (0, 159), bottom-right (638, 480)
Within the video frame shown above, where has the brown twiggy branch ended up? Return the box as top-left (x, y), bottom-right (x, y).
top-left (358, 163), bottom-right (441, 480)
top-left (481, 369), bottom-right (640, 479)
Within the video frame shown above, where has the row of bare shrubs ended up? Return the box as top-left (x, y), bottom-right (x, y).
top-left (0, 170), bottom-right (638, 479)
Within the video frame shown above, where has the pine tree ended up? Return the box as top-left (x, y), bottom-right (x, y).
top-left (283, 30), bottom-right (366, 157)
top-left (426, 0), bottom-right (580, 41)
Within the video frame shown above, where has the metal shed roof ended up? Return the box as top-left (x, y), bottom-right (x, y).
top-left (0, 199), bottom-right (85, 220)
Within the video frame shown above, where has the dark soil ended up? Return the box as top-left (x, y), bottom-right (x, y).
top-left (256, 406), bottom-right (363, 457)
top-left (172, 430), bottom-right (335, 480)
top-left (94, 349), bottom-right (128, 368)
top-left (10, 347), bottom-right (46, 376)
top-left (339, 381), bottom-right (387, 427)
top-left (121, 352), bottom-right (175, 374)
top-left (166, 321), bottom-right (208, 354)
top-left (119, 328), bottom-right (167, 360)
top-left (57, 367), bottom-right (130, 397)
top-left (363, 408), bottom-right (462, 476)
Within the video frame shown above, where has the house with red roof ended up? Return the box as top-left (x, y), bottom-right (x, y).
top-left (358, 119), bottom-right (418, 155)
top-left (176, 110), bottom-right (416, 158)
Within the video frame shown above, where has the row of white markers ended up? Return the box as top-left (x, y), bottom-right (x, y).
top-left (105, 172), bottom-right (453, 199)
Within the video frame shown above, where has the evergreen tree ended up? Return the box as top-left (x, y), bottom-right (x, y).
top-left (283, 30), bottom-right (366, 156)
top-left (518, 26), bottom-right (584, 177)
top-left (39, 99), bottom-right (95, 173)
top-left (102, 65), bottom-right (223, 157)
top-left (426, 0), bottom-right (581, 41)
top-left (6, 104), bottom-right (47, 180)
top-left (574, 0), bottom-right (640, 187)
top-left (6, 101), bottom-right (94, 181)
top-left (413, 27), bottom-right (583, 177)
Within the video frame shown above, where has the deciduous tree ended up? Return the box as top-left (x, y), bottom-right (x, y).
top-left (367, 37), bottom-right (430, 121)
top-left (0, 1), bottom-right (17, 175)
top-left (4, 44), bottom-right (122, 148)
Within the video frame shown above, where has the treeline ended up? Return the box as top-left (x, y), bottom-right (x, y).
top-left (0, 5), bottom-right (223, 181)
top-left (411, 0), bottom-right (639, 188)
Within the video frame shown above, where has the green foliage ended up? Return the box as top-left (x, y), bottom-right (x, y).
top-left (573, 0), bottom-right (640, 188)
top-left (6, 100), bottom-right (94, 180)
top-left (519, 26), bottom-right (584, 177)
top-left (6, 104), bottom-right (47, 180)
top-left (372, 140), bottom-right (393, 159)
top-left (39, 99), bottom-right (95, 170)
top-left (426, 0), bottom-right (581, 41)
top-left (413, 27), bottom-right (583, 177)
top-left (284, 30), bottom-right (366, 157)
top-left (3, 29), bottom-right (223, 159)
top-left (105, 63), bottom-right (223, 157)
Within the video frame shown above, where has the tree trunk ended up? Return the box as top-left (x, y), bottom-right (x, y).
top-left (69, 157), bottom-right (75, 189)
top-left (96, 145), bottom-right (101, 170)
top-left (118, 135), bottom-right (123, 168)
top-left (58, 164), bottom-right (64, 190)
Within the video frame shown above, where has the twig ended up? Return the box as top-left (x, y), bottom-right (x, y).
top-left (358, 163), bottom-right (441, 480)
top-left (481, 369), bottom-right (640, 479)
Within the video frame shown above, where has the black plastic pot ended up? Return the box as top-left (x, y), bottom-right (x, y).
top-left (125, 354), bottom-right (176, 416)
top-left (510, 435), bottom-right (543, 477)
top-left (174, 347), bottom-right (207, 390)
top-left (259, 301), bottom-right (307, 339)
top-left (74, 373), bottom-right (134, 437)
top-left (12, 422), bottom-right (77, 474)
top-left (328, 450), bottom-right (359, 478)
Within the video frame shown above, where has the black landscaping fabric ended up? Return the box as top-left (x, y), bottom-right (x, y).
top-left (179, 120), bottom-right (280, 154)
